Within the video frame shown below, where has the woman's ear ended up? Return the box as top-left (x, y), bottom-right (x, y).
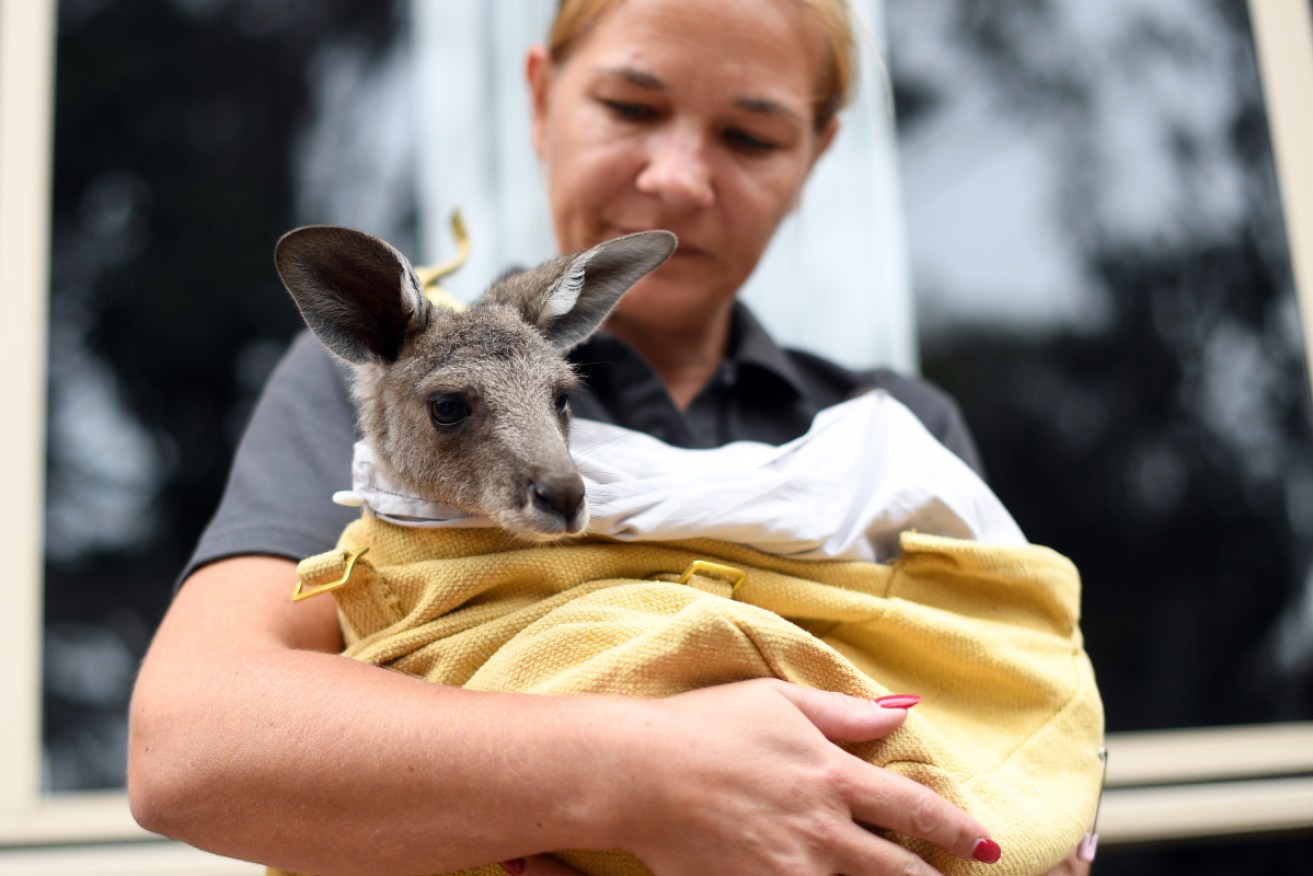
top-left (525, 44), bottom-right (552, 160)
top-left (809, 116), bottom-right (840, 173)
top-left (790, 116), bottom-right (841, 211)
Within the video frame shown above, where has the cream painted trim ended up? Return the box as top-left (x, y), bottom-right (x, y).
top-left (0, 0), bottom-right (55, 814)
top-left (0, 793), bottom-right (150, 846)
top-left (1105, 721), bottom-right (1313, 786)
top-left (1101, 777), bottom-right (1313, 845)
top-left (1099, 722), bottom-right (1313, 845)
top-left (0, 795), bottom-right (257, 873)
top-left (1250, 0), bottom-right (1313, 398)
top-left (0, 842), bottom-right (261, 876)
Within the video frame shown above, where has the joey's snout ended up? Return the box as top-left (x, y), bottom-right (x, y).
top-left (526, 468), bottom-right (589, 536)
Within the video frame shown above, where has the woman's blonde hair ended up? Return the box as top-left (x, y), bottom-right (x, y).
top-left (547, 0), bottom-right (857, 130)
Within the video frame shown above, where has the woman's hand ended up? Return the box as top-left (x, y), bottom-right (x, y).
top-left (603, 679), bottom-right (999, 876)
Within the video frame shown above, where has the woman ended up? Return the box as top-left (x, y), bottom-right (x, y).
top-left (128, 1), bottom-right (1017, 873)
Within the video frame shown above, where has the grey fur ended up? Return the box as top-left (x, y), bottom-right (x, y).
top-left (274, 225), bottom-right (676, 540)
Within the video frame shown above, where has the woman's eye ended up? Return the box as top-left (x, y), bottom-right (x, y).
top-left (602, 99), bottom-right (658, 123)
top-left (429, 394), bottom-right (471, 427)
top-left (725, 128), bottom-right (778, 155)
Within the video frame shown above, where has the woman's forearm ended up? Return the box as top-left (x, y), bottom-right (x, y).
top-left (127, 556), bottom-right (641, 875)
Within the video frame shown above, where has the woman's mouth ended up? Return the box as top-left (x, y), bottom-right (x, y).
top-left (611, 225), bottom-right (703, 257)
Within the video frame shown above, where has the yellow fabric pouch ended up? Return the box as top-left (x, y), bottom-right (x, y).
top-left (275, 515), bottom-right (1104, 876)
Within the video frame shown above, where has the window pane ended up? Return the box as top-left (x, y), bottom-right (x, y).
top-left (889, 0), bottom-right (1313, 735)
top-left (44, 0), bottom-right (407, 792)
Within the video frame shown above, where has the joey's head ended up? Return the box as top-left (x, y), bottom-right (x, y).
top-left (274, 225), bottom-right (675, 540)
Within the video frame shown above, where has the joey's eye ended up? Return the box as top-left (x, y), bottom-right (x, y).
top-left (555, 392), bottom-right (571, 417)
top-left (429, 393), bottom-right (471, 427)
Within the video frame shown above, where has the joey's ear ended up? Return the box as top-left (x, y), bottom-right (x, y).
top-left (519, 231), bottom-right (676, 351)
top-left (274, 226), bottom-right (433, 364)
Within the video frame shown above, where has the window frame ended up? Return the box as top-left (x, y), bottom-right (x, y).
top-left (1252, 0), bottom-right (1313, 393)
top-left (2, 0), bottom-right (1311, 870)
top-left (1, 0), bottom-right (55, 821)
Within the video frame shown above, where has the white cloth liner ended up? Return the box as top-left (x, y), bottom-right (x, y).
top-left (334, 391), bottom-right (1026, 562)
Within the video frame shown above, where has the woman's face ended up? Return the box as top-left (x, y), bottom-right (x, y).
top-left (528, 0), bottom-right (838, 334)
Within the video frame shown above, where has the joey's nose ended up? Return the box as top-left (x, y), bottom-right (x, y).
top-left (529, 473), bottom-right (586, 525)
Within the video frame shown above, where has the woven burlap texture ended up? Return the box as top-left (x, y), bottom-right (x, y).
top-left (272, 516), bottom-right (1103, 876)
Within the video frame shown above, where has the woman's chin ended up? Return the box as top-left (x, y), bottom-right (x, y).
top-left (612, 278), bottom-right (736, 331)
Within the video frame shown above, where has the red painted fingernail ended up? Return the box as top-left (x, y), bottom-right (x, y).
top-left (876, 694), bottom-right (921, 709)
top-left (499, 860), bottom-right (527, 875)
top-left (972, 838), bottom-right (1002, 864)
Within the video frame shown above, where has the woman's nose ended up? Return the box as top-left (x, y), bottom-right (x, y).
top-left (635, 128), bottom-right (715, 209)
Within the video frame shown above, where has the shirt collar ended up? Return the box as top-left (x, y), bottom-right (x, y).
top-left (569, 301), bottom-right (808, 397)
top-left (564, 302), bottom-right (820, 448)
top-left (727, 301), bottom-right (809, 401)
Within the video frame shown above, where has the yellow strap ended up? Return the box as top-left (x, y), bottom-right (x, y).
top-left (292, 546), bottom-right (370, 602)
top-left (413, 208), bottom-right (470, 307)
top-left (676, 559), bottom-right (747, 596)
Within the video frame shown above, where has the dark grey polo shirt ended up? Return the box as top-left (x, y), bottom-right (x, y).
top-left (183, 303), bottom-right (981, 581)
